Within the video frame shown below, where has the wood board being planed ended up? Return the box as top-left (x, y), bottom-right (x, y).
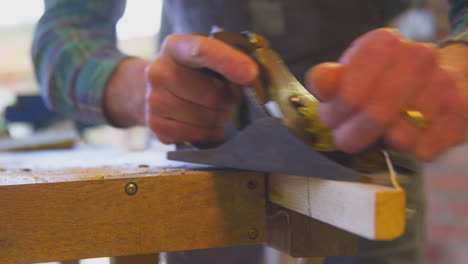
top-left (268, 173), bottom-right (406, 240)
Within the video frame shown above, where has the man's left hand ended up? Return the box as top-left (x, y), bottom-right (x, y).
top-left (306, 28), bottom-right (468, 161)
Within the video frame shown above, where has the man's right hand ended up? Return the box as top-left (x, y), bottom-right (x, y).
top-left (104, 34), bottom-right (258, 144)
top-left (145, 34), bottom-right (258, 144)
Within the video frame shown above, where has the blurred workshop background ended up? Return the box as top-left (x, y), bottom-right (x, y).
top-left (0, 0), bottom-right (466, 263)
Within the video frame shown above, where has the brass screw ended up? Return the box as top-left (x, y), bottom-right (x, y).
top-left (125, 182), bottom-right (138, 196)
top-left (248, 228), bottom-right (259, 240)
top-left (247, 180), bottom-right (257, 190)
top-left (289, 95), bottom-right (303, 108)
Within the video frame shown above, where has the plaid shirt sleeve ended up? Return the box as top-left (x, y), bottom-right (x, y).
top-left (32, 0), bottom-right (129, 124)
top-left (441, 0), bottom-right (468, 45)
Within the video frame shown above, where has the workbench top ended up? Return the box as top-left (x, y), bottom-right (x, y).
top-left (0, 146), bottom-right (403, 263)
top-left (0, 146), bottom-right (211, 186)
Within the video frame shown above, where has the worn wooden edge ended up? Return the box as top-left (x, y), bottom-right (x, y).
top-left (0, 170), bottom-right (266, 264)
top-left (268, 173), bottom-right (406, 240)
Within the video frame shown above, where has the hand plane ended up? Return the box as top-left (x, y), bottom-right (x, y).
top-left (167, 28), bottom-right (413, 181)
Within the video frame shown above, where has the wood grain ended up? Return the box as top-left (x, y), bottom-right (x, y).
top-left (0, 170), bottom-right (265, 264)
top-left (268, 173), bottom-right (406, 240)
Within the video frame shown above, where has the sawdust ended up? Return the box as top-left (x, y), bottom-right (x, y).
top-left (32, 176), bottom-right (48, 183)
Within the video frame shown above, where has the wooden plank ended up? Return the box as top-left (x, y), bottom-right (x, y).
top-left (0, 169), bottom-right (265, 264)
top-left (266, 203), bottom-right (357, 258)
top-left (268, 174), bottom-right (406, 240)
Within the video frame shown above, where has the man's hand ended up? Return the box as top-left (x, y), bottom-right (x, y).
top-left (104, 34), bottom-right (258, 144)
top-left (145, 34), bottom-right (257, 144)
top-left (306, 28), bottom-right (468, 161)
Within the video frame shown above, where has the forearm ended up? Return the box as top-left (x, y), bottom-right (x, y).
top-left (103, 58), bottom-right (148, 127)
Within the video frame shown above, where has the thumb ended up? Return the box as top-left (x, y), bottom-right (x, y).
top-left (305, 62), bottom-right (343, 101)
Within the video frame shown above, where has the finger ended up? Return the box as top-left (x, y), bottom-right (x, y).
top-left (148, 87), bottom-right (234, 128)
top-left (305, 62), bottom-right (343, 101)
top-left (363, 43), bottom-right (437, 126)
top-left (318, 98), bottom-right (355, 129)
top-left (412, 114), bottom-right (467, 161)
top-left (332, 111), bottom-right (384, 153)
top-left (322, 29), bottom-right (402, 128)
top-left (146, 57), bottom-right (236, 109)
top-left (148, 115), bottom-right (225, 144)
top-left (161, 34), bottom-right (258, 85)
top-left (338, 28), bottom-right (401, 107)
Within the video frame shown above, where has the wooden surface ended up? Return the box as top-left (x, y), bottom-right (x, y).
top-left (0, 147), bottom-right (406, 263)
top-left (0, 147), bottom-right (208, 186)
top-left (0, 148), bottom-right (265, 263)
top-left (267, 203), bottom-right (357, 257)
top-left (269, 173), bottom-right (406, 240)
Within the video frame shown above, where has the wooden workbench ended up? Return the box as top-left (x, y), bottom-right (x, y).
top-left (0, 147), bottom-right (405, 263)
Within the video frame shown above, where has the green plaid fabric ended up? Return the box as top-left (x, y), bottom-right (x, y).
top-left (32, 0), bottom-right (128, 124)
top-left (32, 0), bottom-right (468, 124)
